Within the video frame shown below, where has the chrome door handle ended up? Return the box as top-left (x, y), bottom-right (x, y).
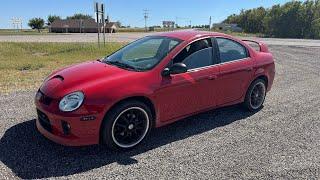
top-left (246, 68), bottom-right (253, 72)
top-left (208, 75), bottom-right (217, 80)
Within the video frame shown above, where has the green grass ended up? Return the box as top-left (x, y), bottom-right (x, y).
top-left (0, 42), bottom-right (125, 94)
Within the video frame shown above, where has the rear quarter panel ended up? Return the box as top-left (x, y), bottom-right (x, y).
top-left (253, 51), bottom-right (275, 91)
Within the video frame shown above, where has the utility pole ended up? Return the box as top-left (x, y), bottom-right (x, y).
top-left (101, 3), bottom-right (106, 46)
top-left (209, 16), bottom-right (212, 31)
top-left (79, 19), bottom-right (83, 33)
top-left (175, 17), bottom-right (178, 29)
top-left (143, 9), bottom-right (149, 32)
top-left (20, 19), bottom-right (23, 31)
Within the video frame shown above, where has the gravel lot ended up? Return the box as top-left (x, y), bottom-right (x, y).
top-left (0, 41), bottom-right (320, 179)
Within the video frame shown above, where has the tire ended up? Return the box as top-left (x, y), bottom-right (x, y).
top-left (101, 100), bottom-right (153, 150)
top-left (243, 79), bottom-right (267, 111)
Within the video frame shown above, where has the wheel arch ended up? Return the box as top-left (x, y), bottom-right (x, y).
top-left (99, 95), bottom-right (156, 144)
top-left (255, 75), bottom-right (269, 89)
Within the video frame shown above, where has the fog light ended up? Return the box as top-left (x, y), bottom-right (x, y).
top-left (61, 121), bottom-right (71, 135)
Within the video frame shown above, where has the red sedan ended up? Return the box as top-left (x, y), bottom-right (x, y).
top-left (35, 30), bottom-right (275, 149)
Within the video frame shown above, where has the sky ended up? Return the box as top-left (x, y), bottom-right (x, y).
top-left (0, 0), bottom-right (293, 29)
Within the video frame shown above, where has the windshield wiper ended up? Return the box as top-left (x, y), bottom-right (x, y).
top-left (105, 61), bottom-right (139, 71)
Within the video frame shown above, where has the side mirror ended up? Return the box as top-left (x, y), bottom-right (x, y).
top-left (162, 63), bottom-right (187, 76)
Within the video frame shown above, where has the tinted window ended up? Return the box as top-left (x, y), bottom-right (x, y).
top-left (123, 38), bottom-right (162, 60)
top-left (173, 39), bottom-right (213, 69)
top-left (217, 38), bottom-right (248, 63)
top-left (244, 40), bottom-right (260, 52)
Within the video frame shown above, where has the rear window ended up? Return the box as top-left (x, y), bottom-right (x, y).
top-left (216, 38), bottom-right (248, 63)
top-left (243, 40), bottom-right (261, 52)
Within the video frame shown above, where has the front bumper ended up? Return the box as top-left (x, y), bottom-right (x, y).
top-left (36, 116), bottom-right (98, 146)
top-left (35, 91), bottom-right (106, 146)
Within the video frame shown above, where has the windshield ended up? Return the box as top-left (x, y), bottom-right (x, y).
top-left (103, 36), bottom-right (182, 71)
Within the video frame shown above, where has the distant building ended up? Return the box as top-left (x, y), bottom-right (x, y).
top-left (163, 21), bottom-right (175, 30)
top-left (49, 19), bottom-right (118, 33)
top-left (212, 23), bottom-right (242, 32)
top-left (105, 22), bottom-right (118, 33)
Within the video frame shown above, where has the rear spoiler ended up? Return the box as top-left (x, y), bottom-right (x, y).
top-left (242, 39), bottom-right (269, 53)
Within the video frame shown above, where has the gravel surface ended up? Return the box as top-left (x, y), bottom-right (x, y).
top-left (0, 44), bottom-right (320, 179)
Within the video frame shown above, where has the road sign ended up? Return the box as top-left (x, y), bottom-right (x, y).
top-left (94, 2), bottom-right (106, 47)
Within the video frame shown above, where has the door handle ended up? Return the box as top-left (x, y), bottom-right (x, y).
top-left (246, 67), bottom-right (253, 72)
top-left (208, 75), bottom-right (217, 80)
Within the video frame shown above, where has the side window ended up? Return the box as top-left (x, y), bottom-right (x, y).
top-left (216, 38), bottom-right (248, 63)
top-left (173, 38), bottom-right (213, 70)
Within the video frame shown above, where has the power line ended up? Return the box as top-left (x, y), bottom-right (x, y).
top-left (11, 17), bottom-right (22, 31)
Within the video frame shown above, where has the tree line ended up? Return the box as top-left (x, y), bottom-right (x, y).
top-left (223, 0), bottom-right (320, 39)
top-left (28, 14), bottom-right (93, 32)
top-left (28, 14), bottom-right (124, 32)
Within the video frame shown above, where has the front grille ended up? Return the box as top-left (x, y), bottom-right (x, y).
top-left (36, 90), bottom-right (52, 106)
top-left (37, 109), bottom-right (52, 132)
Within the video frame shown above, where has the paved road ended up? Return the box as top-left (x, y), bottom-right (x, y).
top-left (0, 33), bottom-right (150, 43)
top-left (0, 45), bottom-right (320, 179)
top-left (1, 32), bottom-right (320, 47)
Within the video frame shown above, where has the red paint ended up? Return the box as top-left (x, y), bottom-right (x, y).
top-left (35, 30), bottom-right (275, 146)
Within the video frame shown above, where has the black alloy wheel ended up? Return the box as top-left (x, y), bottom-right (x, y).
top-left (111, 107), bottom-right (149, 148)
top-left (244, 79), bottom-right (266, 111)
top-left (101, 100), bottom-right (152, 150)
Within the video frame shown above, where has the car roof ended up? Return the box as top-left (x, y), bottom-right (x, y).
top-left (155, 30), bottom-right (230, 41)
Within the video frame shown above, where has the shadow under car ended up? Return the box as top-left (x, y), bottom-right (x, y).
top-left (0, 104), bottom-right (259, 179)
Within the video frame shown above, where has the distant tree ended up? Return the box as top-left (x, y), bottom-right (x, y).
top-left (28, 18), bottom-right (45, 32)
top-left (67, 14), bottom-right (93, 20)
top-left (311, 18), bottom-right (320, 39)
top-left (222, 0), bottom-right (320, 39)
top-left (223, 14), bottom-right (240, 24)
top-left (47, 15), bottom-right (61, 25)
top-left (115, 21), bottom-right (122, 27)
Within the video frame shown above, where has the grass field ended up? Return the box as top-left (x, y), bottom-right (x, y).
top-left (0, 29), bottom-right (51, 36)
top-left (0, 42), bottom-right (124, 94)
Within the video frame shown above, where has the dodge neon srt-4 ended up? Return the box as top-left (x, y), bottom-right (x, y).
top-left (35, 30), bottom-right (275, 150)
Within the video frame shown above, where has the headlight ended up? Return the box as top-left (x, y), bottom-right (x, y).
top-left (59, 91), bottom-right (84, 112)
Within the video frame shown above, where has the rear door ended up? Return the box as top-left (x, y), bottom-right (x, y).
top-left (215, 37), bottom-right (254, 105)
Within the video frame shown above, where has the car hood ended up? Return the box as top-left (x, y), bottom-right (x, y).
top-left (40, 61), bottom-right (134, 98)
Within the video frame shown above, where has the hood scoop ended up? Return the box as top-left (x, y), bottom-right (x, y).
top-left (50, 75), bottom-right (64, 81)
top-left (41, 75), bottom-right (64, 98)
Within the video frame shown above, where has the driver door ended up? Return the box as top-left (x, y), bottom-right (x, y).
top-left (155, 38), bottom-right (219, 122)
